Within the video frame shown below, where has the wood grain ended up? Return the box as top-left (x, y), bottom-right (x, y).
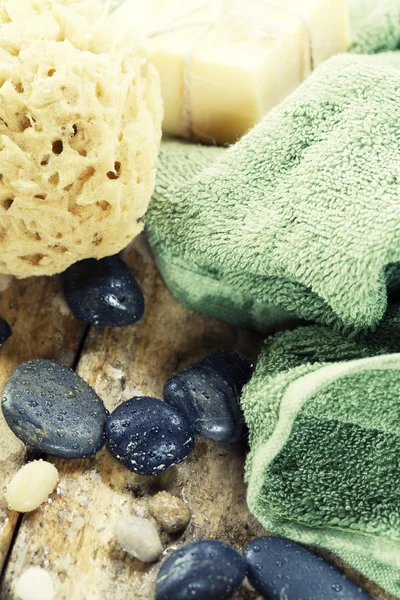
top-left (0, 274), bottom-right (86, 574)
top-left (0, 239), bottom-right (397, 599)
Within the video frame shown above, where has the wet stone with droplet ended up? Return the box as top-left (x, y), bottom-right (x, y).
top-left (2, 359), bottom-right (108, 458)
top-left (163, 350), bottom-right (253, 443)
top-left (155, 540), bottom-right (247, 600)
top-left (244, 537), bottom-right (372, 599)
top-left (105, 397), bottom-right (195, 475)
top-left (62, 255), bottom-right (145, 327)
top-left (0, 318), bottom-right (11, 345)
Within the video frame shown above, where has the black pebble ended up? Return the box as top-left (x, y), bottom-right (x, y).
top-left (62, 255), bottom-right (144, 327)
top-left (0, 318), bottom-right (11, 345)
top-left (2, 359), bottom-right (108, 458)
top-left (105, 397), bottom-right (195, 475)
top-left (244, 537), bottom-right (372, 600)
top-left (156, 540), bottom-right (247, 600)
top-left (163, 350), bottom-right (253, 443)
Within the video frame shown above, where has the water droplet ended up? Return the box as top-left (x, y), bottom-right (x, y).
top-left (255, 563), bottom-right (262, 571)
top-left (57, 429), bottom-right (66, 438)
top-left (65, 389), bottom-right (76, 399)
top-left (252, 545), bottom-right (261, 553)
top-left (276, 560), bottom-right (283, 567)
top-left (72, 443), bottom-right (79, 450)
top-left (332, 584), bottom-right (343, 593)
top-left (28, 400), bottom-right (38, 407)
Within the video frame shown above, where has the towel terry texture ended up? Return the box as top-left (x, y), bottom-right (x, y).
top-left (146, 50), bottom-right (400, 334)
top-left (350, 0), bottom-right (400, 54)
top-left (242, 304), bottom-right (400, 596)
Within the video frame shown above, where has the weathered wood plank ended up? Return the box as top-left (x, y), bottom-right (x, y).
top-left (0, 240), bottom-right (396, 599)
top-left (0, 275), bottom-right (86, 573)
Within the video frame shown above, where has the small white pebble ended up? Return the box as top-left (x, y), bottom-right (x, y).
top-left (6, 461), bottom-right (59, 513)
top-left (14, 566), bottom-right (55, 600)
top-left (114, 516), bottom-right (163, 563)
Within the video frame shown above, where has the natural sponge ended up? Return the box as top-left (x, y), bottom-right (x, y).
top-left (0, 0), bottom-right (162, 277)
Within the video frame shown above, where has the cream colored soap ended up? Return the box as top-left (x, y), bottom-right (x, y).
top-left (112, 0), bottom-right (350, 144)
top-left (6, 460), bottom-right (59, 512)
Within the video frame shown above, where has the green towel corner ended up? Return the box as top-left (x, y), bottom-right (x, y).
top-left (242, 305), bottom-right (400, 596)
top-left (145, 0), bottom-right (400, 334)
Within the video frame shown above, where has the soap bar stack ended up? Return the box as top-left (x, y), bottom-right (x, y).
top-left (112, 0), bottom-right (350, 144)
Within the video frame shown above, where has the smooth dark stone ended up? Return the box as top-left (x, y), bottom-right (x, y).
top-left (62, 255), bottom-right (144, 327)
top-left (105, 397), bottom-right (195, 475)
top-left (0, 318), bottom-right (11, 345)
top-left (156, 540), bottom-right (247, 600)
top-left (244, 537), bottom-right (372, 600)
top-left (2, 359), bottom-right (108, 458)
top-left (163, 350), bottom-right (253, 443)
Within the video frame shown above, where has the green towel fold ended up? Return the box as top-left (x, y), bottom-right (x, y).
top-left (242, 304), bottom-right (400, 596)
top-left (146, 50), bottom-right (400, 334)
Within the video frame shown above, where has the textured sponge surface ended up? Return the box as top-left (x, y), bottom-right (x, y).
top-left (0, 0), bottom-right (162, 277)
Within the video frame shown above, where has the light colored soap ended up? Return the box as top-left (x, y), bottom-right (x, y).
top-left (13, 566), bottom-right (55, 600)
top-left (112, 0), bottom-right (351, 145)
top-left (114, 515), bottom-right (163, 562)
top-left (6, 460), bottom-right (59, 512)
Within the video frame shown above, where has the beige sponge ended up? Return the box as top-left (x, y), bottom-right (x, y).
top-left (0, 0), bottom-right (162, 277)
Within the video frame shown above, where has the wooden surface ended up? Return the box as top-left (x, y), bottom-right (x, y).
top-left (0, 237), bottom-right (395, 599)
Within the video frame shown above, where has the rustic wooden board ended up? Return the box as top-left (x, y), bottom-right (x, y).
top-left (0, 239), bottom-right (396, 599)
top-left (0, 273), bottom-right (86, 576)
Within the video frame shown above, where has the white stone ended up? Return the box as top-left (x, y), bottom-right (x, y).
top-left (6, 460), bottom-right (59, 513)
top-left (114, 516), bottom-right (163, 562)
top-left (14, 567), bottom-right (55, 600)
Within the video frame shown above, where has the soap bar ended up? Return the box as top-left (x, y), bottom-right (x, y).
top-left (112, 0), bottom-right (350, 145)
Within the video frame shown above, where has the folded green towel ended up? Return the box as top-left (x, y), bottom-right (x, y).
top-left (242, 304), bottom-right (400, 596)
top-left (146, 50), bottom-right (400, 334)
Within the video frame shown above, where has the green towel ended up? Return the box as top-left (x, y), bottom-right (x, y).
top-left (146, 50), bottom-right (400, 334)
top-left (350, 0), bottom-right (400, 54)
top-left (242, 304), bottom-right (400, 596)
